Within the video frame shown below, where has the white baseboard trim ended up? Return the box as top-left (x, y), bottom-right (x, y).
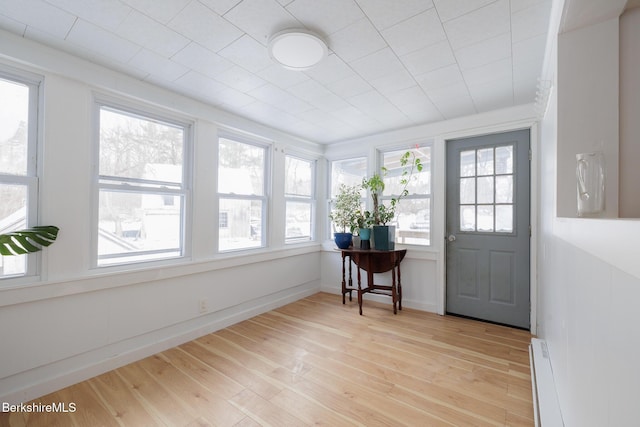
top-left (530, 338), bottom-right (564, 427)
top-left (1, 282), bottom-right (320, 406)
top-left (319, 284), bottom-right (438, 313)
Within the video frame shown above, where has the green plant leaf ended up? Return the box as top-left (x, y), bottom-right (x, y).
top-left (0, 226), bottom-right (60, 256)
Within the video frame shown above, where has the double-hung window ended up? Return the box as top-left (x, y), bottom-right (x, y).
top-left (0, 69), bottom-right (40, 280)
top-left (95, 102), bottom-right (191, 266)
top-left (284, 155), bottom-right (315, 243)
top-left (328, 157), bottom-right (367, 236)
top-left (380, 145), bottom-right (432, 246)
top-left (217, 136), bottom-right (268, 251)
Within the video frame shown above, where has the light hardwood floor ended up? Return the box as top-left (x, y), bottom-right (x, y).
top-left (1, 293), bottom-right (534, 426)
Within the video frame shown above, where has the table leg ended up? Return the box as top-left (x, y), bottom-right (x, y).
top-left (397, 262), bottom-right (402, 311)
top-left (341, 252), bottom-right (346, 304)
top-left (391, 265), bottom-right (397, 314)
top-left (357, 265), bottom-right (363, 315)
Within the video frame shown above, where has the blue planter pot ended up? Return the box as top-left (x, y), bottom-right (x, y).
top-left (334, 232), bottom-right (353, 249)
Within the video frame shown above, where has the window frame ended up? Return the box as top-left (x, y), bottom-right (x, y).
top-left (216, 133), bottom-right (271, 253)
top-left (284, 153), bottom-right (316, 244)
top-left (0, 66), bottom-right (42, 282)
top-left (378, 143), bottom-right (432, 247)
top-left (92, 97), bottom-right (193, 268)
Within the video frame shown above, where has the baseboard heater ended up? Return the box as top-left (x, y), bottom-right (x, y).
top-left (529, 338), bottom-right (564, 426)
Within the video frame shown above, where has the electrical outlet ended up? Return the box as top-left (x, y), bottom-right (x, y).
top-left (198, 298), bottom-right (208, 314)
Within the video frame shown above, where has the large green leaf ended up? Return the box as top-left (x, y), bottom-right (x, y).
top-left (0, 226), bottom-right (59, 256)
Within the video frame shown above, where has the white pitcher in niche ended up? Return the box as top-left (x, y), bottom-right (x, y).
top-left (576, 151), bottom-right (605, 216)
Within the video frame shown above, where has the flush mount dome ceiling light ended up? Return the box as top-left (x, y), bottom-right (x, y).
top-left (268, 29), bottom-right (328, 71)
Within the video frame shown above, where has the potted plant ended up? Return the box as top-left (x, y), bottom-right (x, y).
top-left (362, 151), bottom-right (422, 250)
top-left (0, 226), bottom-right (59, 255)
top-left (328, 184), bottom-right (361, 249)
top-left (355, 209), bottom-right (374, 249)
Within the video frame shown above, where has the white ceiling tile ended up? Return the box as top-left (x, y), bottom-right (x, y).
top-left (222, 0), bottom-right (299, 44)
top-left (297, 108), bottom-right (339, 126)
top-left (510, 0), bottom-right (549, 14)
top-left (381, 8), bottom-right (446, 56)
top-left (172, 70), bottom-right (228, 98)
top-left (400, 41), bottom-right (456, 75)
top-left (218, 35), bottom-right (273, 72)
top-left (454, 32), bottom-right (510, 70)
top-left (327, 106), bottom-right (379, 128)
top-left (461, 57), bottom-right (512, 87)
top-left (348, 90), bottom-right (407, 122)
top-left (468, 78), bottom-right (513, 112)
top-left (513, 77), bottom-right (537, 105)
top-left (240, 100), bottom-right (300, 126)
top-left (511, 0), bottom-right (552, 43)
top-left (66, 19), bottom-right (140, 63)
top-left (443, 0), bottom-right (510, 50)
top-left (45, 0), bottom-right (132, 31)
top-left (172, 42), bottom-right (235, 77)
top-left (426, 81), bottom-right (476, 118)
top-left (120, 0), bottom-right (190, 24)
top-left (215, 65), bottom-right (266, 92)
top-left (1, 0), bottom-right (76, 38)
top-left (287, 79), bottom-right (333, 102)
top-left (350, 47), bottom-right (406, 81)
top-left (199, 0), bottom-right (243, 15)
top-left (326, 74), bottom-right (372, 98)
top-left (370, 69), bottom-right (416, 96)
top-left (355, 0), bottom-right (434, 30)
top-left (129, 49), bottom-right (189, 81)
top-left (311, 92), bottom-right (352, 113)
top-left (512, 33), bottom-right (546, 71)
top-left (168, 1), bottom-right (243, 52)
top-left (416, 64), bottom-right (464, 92)
top-left (216, 86), bottom-right (257, 108)
top-left (286, 0), bottom-right (363, 34)
top-left (302, 54), bottom-right (354, 85)
top-left (328, 18), bottom-right (387, 63)
top-left (259, 64), bottom-right (310, 89)
top-left (433, 0), bottom-right (496, 22)
top-left (0, 14), bottom-right (26, 35)
top-left (248, 83), bottom-right (312, 114)
top-left (117, 10), bottom-right (190, 58)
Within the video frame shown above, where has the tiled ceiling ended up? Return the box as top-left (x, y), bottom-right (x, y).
top-left (0, 0), bottom-right (552, 144)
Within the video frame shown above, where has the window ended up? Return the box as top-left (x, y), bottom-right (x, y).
top-left (329, 157), bottom-right (367, 235)
top-left (381, 145), bottom-right (431, 246)
top-left (217, 136), bottom-right (268, 251)
top-left (0, 70), bottom-right (40, 280)
top-left (285, 155), bottom-right (315, 242)
top-left (459, 145), bottom-right (514, 233)
top-left (95, 103), bottom-right (190, 266)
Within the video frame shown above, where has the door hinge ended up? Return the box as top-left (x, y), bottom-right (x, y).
top-left (529, 225), bottom-right (532, 237)
top-left (529, 149), bottom-right (532, 161)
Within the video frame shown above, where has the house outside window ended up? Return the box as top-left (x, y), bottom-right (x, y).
top-left (380, 145), bottom-right (432, 246)
top-left (95, 103), bottom-right (191, 266)
top-left (0, 70), bottom-right (40, 280)
top-left (217, 136), bottom-right (269, 251)
top-left (285, 155), bottom-right (315, 243)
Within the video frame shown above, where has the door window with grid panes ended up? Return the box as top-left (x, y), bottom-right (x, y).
top-left (459, 145), bottom-right (514, 233)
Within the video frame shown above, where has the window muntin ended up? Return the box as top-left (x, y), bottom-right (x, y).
top-left (96, 104), bottom-right (190, 266)
top-left (0, 72), bottom-right (39, 280)
top-left (380, 145), bottom-right (431, 246)
top-left (459, 144), bottom-right (514, 233)
top-left (217, 137), bottom-right (268, 251)
top-left (285, 155), bottom-right (314, 243)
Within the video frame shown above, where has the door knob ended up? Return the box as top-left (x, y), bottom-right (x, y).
top-left (447, 235), bottom-right (456, 242)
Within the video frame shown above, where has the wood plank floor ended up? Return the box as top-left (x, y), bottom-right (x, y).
top-left (1, 293), bottom-right (534, 426)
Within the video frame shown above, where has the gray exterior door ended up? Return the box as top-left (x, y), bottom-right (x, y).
top-left (446, 129), bottom-right (530, 329)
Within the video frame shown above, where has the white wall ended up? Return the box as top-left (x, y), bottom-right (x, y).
top-left (537, 7), bottom-right (640, 426)
top-left (619, 7), bottom-right (640, 217)
top-left (0, 33), bottom-right (324, 404)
